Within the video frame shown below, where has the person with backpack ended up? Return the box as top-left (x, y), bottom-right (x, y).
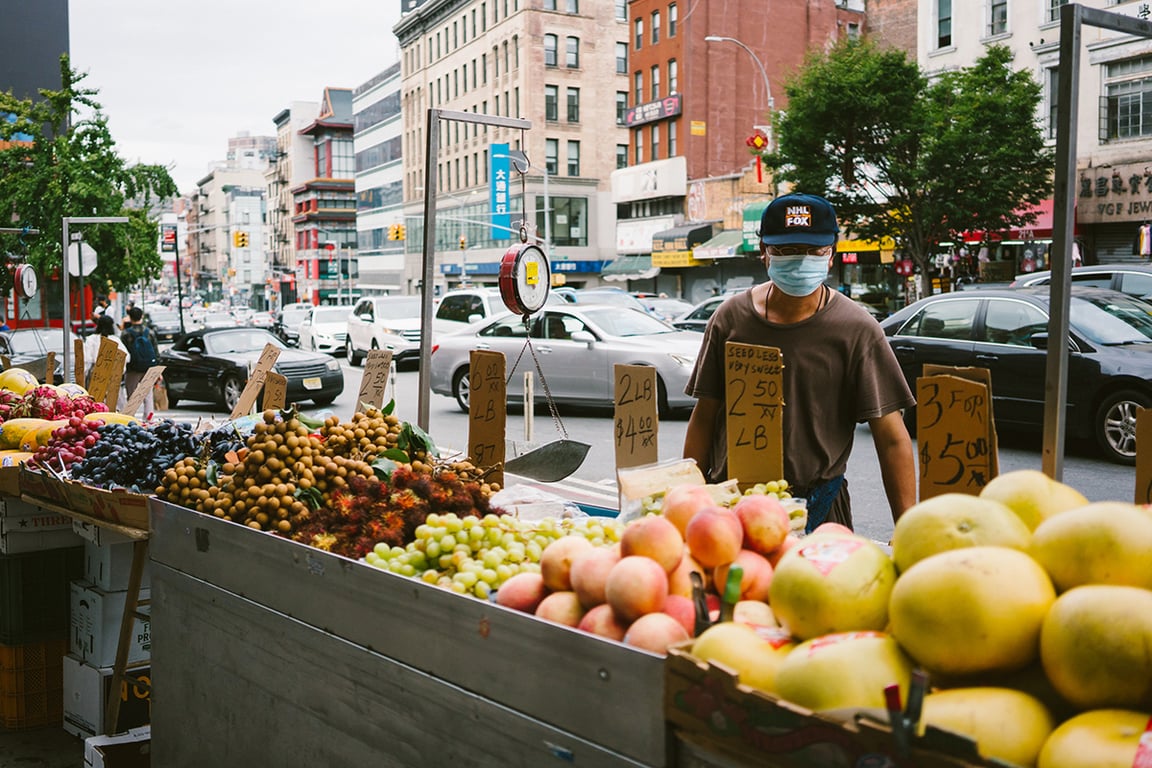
top-left (122, 306), bottom-right (160, 415)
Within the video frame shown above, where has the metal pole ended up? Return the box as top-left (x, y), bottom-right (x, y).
top-left (60, 216), bottom-right (129, 383)
top-left (543, 167), bottom-right (551, 262)
top-left (174, 237), bottom-right (186, 335)
top-left (417, 109), bottom-right (442, 431)
top-left (704, 36), bottom-right (774, 143)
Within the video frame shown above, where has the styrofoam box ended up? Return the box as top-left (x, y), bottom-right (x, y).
top-left (63, 653), bottom-right (150, 739)
top-left (84, 539), bottom-right (151, 592)
top-left (0, 497), bottom-right (82, 554)
top-left (69, 580), bottom-right (151, 668)
top-left (84, 725), bottom-right (151, 768)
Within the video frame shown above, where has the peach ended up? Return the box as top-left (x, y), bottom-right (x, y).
top-left (767, 534), bottom-right (800, 570)
top-left (734, 599), bottom-right (778, 627)
top-left (667, 548), bottom-right (707, 598)
top-left (540, 535), bottom-right (595, 592)
top-left (812, 522), bottom-right (854, 537)
top-left (620, 514), bottom-right (684, 573)
top-left (623, 612), bottom-right (690, 654)
top-left (576, 603), bottom-right (630, 640)
top-left (663, 594), bottom-right (699, 637)
top-left (662, 484), bottom-right (714, 535)
top-left (495, 572), bottom-right (549, 613)
top-left (685, 506), bottom-right (744, 568)
top-left (606, 555), bottom-right (668, 623)
top-left (734, 495), bottom-right (791, 555)
top-left (534, 590), bottom-right (586, 627)
top-left (569, 544), bottom-right (622, 608)
top-left (714, 550), bottom-right (774, 602)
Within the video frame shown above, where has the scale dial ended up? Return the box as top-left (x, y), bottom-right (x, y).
top-left (498, 244), bottom-right (551, 315)
top-left (16, 265), bottom-right (37, 298)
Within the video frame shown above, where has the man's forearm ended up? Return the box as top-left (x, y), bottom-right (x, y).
top-left (871, 412), bottom-right (917, 523)
top-left (683, 397), bottom-right (720, 475)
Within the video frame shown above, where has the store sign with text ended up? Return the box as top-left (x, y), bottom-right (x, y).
top-left (1077, 161), bottom-right (1152, 223)
top-left (624, 94), bottom-right (682, 127)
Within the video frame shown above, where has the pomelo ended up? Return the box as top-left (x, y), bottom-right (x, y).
top-left (1040, 585), bottom-right (1152, 710)
top-left (1030, 502), bottom-right (1152, 591)
top-left (690, 621), bottom-right (795, 695)
top-left (978, 470), bottom-right (1087, 530)
top-left (920, 687), bottom-right (1055, 768)
top-left (888, 546), bottom-right (1055, 676)
top-left (891, 493), bottom-right (1031, 573)
top-left (1037, 709), bottom-right (1152, 768)
top-left (0, 368), bottom-right (38, 395)
top-left (774, 631), bottom-right (911, 712)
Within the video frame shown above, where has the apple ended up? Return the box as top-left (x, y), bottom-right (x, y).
top-left (732, 494), bottom-right (790, 555)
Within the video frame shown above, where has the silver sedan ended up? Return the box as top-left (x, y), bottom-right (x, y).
top-left (430, 305), bottom-right (702, 416)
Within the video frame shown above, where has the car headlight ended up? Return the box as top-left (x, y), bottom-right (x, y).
top-left (378, 326), bottom-right (397, 336)
top-left (326, 359), bottom-right (341, 372)
top-left (669, 353), bottom-right (696, 367)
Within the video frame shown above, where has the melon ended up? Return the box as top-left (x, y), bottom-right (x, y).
top-left (920, 687), bottom-right (1055, 768)
top-left (891, 493), bottom-right (1031, 573)
top-left (1038, 709), bottom-right (1152, 768)
top-left (1030, 502), bottom-right (1152, 591)
top-left (0, 418), bottom-right (50, 451)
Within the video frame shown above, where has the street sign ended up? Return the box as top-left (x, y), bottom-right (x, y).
top-left (67, 242), bottom-right (97, 277)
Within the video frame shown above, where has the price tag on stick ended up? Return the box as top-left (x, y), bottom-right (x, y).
top-left (73, 339), bottom-right (85, 385)
top-left (916, 374), bottom-right (995, 500)
top-left (922, 364), bottom-right (999, 478)
top-left (123, 366), bottom-right (166, 417)
top-left (724, 342), bottom-right (784, 488)
top-left (262, 372), bottom-right (287, 411)
top-left (614, 364), bottom-right (658, 469)
top-left (468, 350), bottom-right (505, 489)
top-left (1135, 408), bottom-right (1152, 504)
top-left (104, 350), bottom-right (127, 411)
top-left (43, 352), bottom-right (55, 384)
top-left (87, 337), bottom-right (121, 405)
top-left (229, 344), bottom-right (281, 419)
top-left (356, 349), bottom-right (393, 412)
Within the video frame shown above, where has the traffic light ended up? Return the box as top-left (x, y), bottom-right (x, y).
top-left (233, 231), bottom-right (249, 248)
top-left (387, 224), bottom-right (398, 240)
top-left (397, 224), bottom-right (406, 240)
top-left (459, 235), bottom-right (467, 250)
top-left (239, 232), bottom-right (249, 248)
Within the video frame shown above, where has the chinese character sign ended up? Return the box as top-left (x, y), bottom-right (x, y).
top-left (490, 143), bottom-right (511, 241)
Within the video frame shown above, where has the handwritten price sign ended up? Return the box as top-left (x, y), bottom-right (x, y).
top-left (229, 344), bottom-right (281, 419)
top-left (355, 349), bottom-right (393, 412)
top-left (468, 350), bottom-right (506, 488)
top-left (917, 374), bottom-right (995, 499)
top-left (614, 364), bottom-right (658, 469)
top-left (725, 342), bottom-right (784, 486)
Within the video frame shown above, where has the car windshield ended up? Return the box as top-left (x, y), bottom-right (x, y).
top-left (312, 307), bottom-right (351, 323)
top-left (1069, 293), bottom-right (1152, 344)
top-left (150, 311), bottom-right (179, 324)
top-left (204, 330), bottom-right (286, 354)
top-left (582, 308), bottom-right (675, 337)
top-left (375, 298), bottom-right (420, 319)
top-left (282, 309), bottom-right (310, 325)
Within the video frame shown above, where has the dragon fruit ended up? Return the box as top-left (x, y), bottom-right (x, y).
top-left (17, 385), bottom-right (104, 420)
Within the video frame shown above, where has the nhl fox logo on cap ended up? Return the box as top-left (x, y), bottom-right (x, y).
top-left (759, 193), bottom-right (840, 247)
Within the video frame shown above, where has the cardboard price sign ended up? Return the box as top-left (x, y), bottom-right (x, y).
top-left (1136, 408), bottom-right (1152, 504)
top-left (87, 337), bottom-right (122, 405)
top-left (229, 344), bottom-right (281, 420)
top-left (73, 338), bottom-right (84, 385)
top-left (355, 349), bottom-right (393, 412)
top-left (43, 351), bottom-right (55, 384)
top-left (468, 350), bottom-right (506, 488)
top-left (916, 368), bottom-right (997, 500)
top-left (123, 366), bottom-right (165, 417)
top-left (262, 372), bottom-right (287, 411)
top-left (104, 350), bottom-right (127, 411)
top-left (724, 342), bottom-right (784, 487)
top-left (614, 364), bottom-right (658, 469)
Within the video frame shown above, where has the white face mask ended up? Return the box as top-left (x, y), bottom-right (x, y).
top-left (768, 254), bottom-right (829, 296)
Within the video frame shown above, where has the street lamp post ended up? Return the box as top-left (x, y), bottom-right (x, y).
top-left (704, 36), bottom-right (775, 148)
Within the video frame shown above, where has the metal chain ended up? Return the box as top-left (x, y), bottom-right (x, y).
top-left (505, 316), bottom-right (568, 440)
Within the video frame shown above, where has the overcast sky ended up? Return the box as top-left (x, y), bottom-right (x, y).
top-left (69, 1), bottom-right (403, 194)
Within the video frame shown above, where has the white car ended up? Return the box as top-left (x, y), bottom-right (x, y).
top-left (299, 306), bottom-right (352, 354)
top-left (345, 296), bottom-right (422, 366)
top-left (433, 286), bottom-right (567, 333)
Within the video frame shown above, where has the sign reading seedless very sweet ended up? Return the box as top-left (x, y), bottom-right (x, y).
top-left (724, 342), bottom-right (783, 488)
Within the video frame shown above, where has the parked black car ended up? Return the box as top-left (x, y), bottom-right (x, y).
top-left (160, 328), bottom-right (343, 411)
top-left (273, 304), bottom-right (313, 346)
top-left (880, 286), bottom-right (1152, 464)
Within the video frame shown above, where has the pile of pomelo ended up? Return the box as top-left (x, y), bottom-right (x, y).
top-left (636, 470), bottom-right (1149, 768)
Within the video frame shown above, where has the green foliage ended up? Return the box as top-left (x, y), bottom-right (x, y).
top-left (764, 40), bottom-right (1053, 295)
top-left (0, 56), bottom-right (177, 296)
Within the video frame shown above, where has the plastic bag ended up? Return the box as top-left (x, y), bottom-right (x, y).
top-left (489, 483), bottom-right (587, 521)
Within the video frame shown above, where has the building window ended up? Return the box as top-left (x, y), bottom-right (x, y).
top-left (566, 36), bottom-right (579, 68)
top-left (1046, 0), bottom-right (1066, 23)
top-left (1104, 57), bottom-right (1152, 140)
top-left (651, 65), bottom-right (660, 100)
top-left (650, 125), bottom-right (659, 161)
top-left (635, 130), bottom-right (643, 163)
top-left (668, 3), bottom-right (677, 36)
top-left (635, 18), bottom-right (643, 49)
top-left (846, 22), bottom-right (860, 39)
top-left (1047, 67), bottom-right (1058, 140)
top-left (539, 196), bottom-right (587, 246)
top-left (566, 0), bottom-right (578, 12)
top-left (987, 0), bottom-right (1007, 36)
top-left (567, 87), bottom-right (580, 122)
top-left (668, 120), bottom-right (677, 156)
top-left (938, 0), bottom-right (952, 48)
top-left (567, 141), bottom-right (580, 176)
top-left (651, 11), bottom-right (660, 44)
top-left (617, 144), bottom-right (628, 169)
top-left (616, 42), bottom-right (628, 73)
top-left (503, 41), bottom-right (510, 72)
top-left (668, 58), bottom-right (678, 93)
top-left (616, 91), bottom-right (628, 125)
top-left (544, 34), bottom-right (558, 67)
top-left (634, 71), bottom-right (643, 104)
top-left (545, 85), bottom-right (559, 121)
top-left (616, 0), bottom-right (626, 20)
top-left (544, 0), bottom-right (555, 8)
top-left (545, 138), bottom-right (559, 175)
top-left (513, 35), bottom-right (519, 68)
top-left (482, 52), bottom-right (488, 82)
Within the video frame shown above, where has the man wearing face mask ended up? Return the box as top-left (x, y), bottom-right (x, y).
top-left (683, 193), bottom-right (917, 530)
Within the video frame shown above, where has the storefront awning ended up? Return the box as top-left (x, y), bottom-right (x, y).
top-left (694, 230), bottom-right (747, 260)
top-left (742, 201), bottom-right (772, 252)
top-left (651, 223), bottom-right (713, 268)
top-left (959, 199), bottom-right (1074, 243)
top-left (601, 254), bottom-right (660, 282)
top-left (837, 237), bottom-right (897, 264)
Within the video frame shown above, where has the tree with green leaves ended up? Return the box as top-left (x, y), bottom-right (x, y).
top-left (763, 40), bottom-right (1053, 297)
top-left (0, 56), bottom-right (177, 321)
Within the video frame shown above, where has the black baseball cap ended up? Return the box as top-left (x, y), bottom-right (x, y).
top-left (759, 193), bottom-right (840, 246)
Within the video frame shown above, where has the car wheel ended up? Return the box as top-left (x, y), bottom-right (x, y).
top-left (167, 396), bottom-right (180, 409)
top-left (220, 374), bottom-right (244, 412)
top-left (312, 395), bottom-right (337, 407)
top-left (345, 340), bottom-right (363, 367)
top-left (452, 367), bottom-right (470, 413)
top-left (1095, 389), bottom-right (1150, 465)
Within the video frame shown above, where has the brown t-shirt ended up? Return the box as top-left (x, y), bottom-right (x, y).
top-left (685, 288), bottom-right (914, 487)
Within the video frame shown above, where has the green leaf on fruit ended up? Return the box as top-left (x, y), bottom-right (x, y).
top-left (381, 448), bottom-right (409, 462)
top-left (371, 457), bottom-right (398, 480)
top-left (381, 398), bottom-right (395, 416)
top-left (206, 460), bottom-right (219, 487)
top-left (293, 486), bottom-right (323, 510)
top-left (398, 422), bottom-right (438, 458)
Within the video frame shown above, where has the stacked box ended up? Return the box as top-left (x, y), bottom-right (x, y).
top-left (0, 546), bottom-right (84, 644)
top-left (63, 654), bottom-right (151, 739)
top-left (0, 497), bottom-right (82, 554)
top-left (0, 638), bottom-right (67, 730)
top-left (69, 581), bottom-right (151, 668)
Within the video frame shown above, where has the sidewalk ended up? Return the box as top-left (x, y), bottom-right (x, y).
top-left (0, 725), bottom-right (83, 767)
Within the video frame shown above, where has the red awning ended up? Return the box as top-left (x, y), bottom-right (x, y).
top-left (959, 199), bottom-right (1075, 243)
